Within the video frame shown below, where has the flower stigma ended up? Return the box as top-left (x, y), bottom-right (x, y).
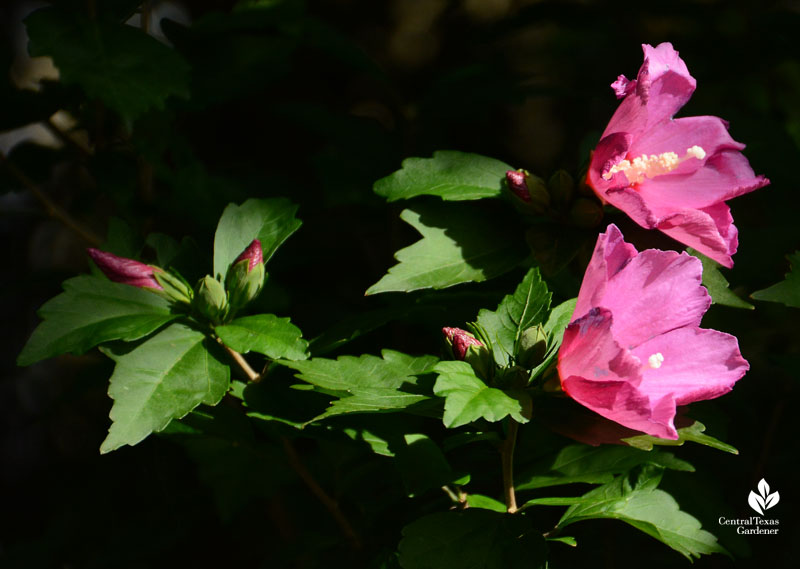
top-left (647, 352), bottom-right (665, 369)
top-left (603, 146), bottom-right (706, 184)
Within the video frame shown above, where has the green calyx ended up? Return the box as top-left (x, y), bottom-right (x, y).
top-left (193, 275), bottom-right (229, 325)
top-left (226, 259), bottom-right (266, 313)
top-left (153, 270), bottom-right (194, 305)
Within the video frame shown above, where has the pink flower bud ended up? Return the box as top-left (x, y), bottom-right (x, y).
top-left (505, 170), bottom-right (531, 203)
top-left (87, 248), bottom-right (163, 290)
top-left (442, 327), bottom-right (484, 360)
top-left (233, 239), bottom-right (264, 272)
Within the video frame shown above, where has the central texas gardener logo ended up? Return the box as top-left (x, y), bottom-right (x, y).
top-left (748, 479), bottom-right (780, 515)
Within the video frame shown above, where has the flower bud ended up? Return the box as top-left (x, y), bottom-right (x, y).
top-left (153, 270), bottom-right (193, 304)
top-left (517, 324), bottom-right (547, 369)
top-left (505, 169), bottom-right (550, 215)
top-left (226, 239), bottom-right (266, 311)
top-left (87, 248), bottom-right (163, 290)
top-left (442, 327), bottom-right (491, 378)
top-left (548, 170), bottom-right (574, 208)
top-left (194, 275), bottom-right (229, 325)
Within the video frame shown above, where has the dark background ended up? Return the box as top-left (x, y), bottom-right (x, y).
top-left (1, 0), bottom-right (798, 567)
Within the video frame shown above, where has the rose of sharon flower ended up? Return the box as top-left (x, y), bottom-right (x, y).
top-left (557, 224), bottom-right (748, 439)
top-left (87, 248), bottom-right (163, 290)
top-left (587, 42), bottom-right (769, 268)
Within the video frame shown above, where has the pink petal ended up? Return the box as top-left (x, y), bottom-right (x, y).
top-left (611, 75), bottom-right (635, 99)
top-left (632, 327), bottom-right (748, 405)
top-left (600, 249), bottom-right (711, 348)
top-left (656, 206), bottom-right (735, 268)
top-left (87, 248), bottom-right (163, 290)
top-left (574, 224), bottom-right (637, 319)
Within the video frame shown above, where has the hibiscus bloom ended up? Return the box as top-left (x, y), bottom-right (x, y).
top-left (587, 42), bottom-right (769, 268)
top-left (557, 224), bottom-right (748, 439)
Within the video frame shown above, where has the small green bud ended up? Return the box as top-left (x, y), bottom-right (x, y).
top-left (226, 239), bottom-right (265, 312)
top-left (517, 324), bottom-right (547, 369)
top-left (548, 170), bottom-right (574, 208)
top-left (194, 275), bottom-right (229, 324)
top-left (153, 270), bottom-right (193, 304)
top-left (568, 197), bottom-right (604, 228)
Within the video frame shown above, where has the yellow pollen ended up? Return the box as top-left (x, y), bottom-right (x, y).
top-left (603, 145), bottom-right (706, 184)
top-left (647, 353), bottom-right (665, 369)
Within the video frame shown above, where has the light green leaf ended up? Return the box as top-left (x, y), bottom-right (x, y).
top-left (475, 268), bottom-right (550, 366)
top-left (752, 251), bottom-right (800, 308)
top-left (100, 323), bottom-right (230, 453)
top-left (688, 249), bottom-right (754, 309)
top-left (557, 475), bottom-right (726, 560)
top-left (516, 444), bottom-right (693, 491)
top-left (466, 494), bottom-right (507, 513)
top-left (216, 314), bottom-right (309, 361)
top-left (309, 389), bottom-right (429, 422)
top-left (622, 421), bottom-right (738, 454)
top-left (398, 510), bottom-right (547, 569)
top-left (26, 7), bottom-right (189, 121)
top-left (213, 198), bottom-right (301, 281)
top-left (18, 276), bottom-right (178, 366)
top-left (366, 204), bottom-right (527, 294)
top-left (433, 361), bottom-right (528, 428)
top-left (374, 150), bottom-right (512, 202)
top-left (528, 298), bottom-right (576, 382)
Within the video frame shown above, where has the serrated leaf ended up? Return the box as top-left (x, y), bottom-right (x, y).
top-left (432, 361), bottom-right (528, 428)
top-left (557, 475), bottom-right (726, 560)
top-left (100, 323), bottom-right (231, 453)
top-left (216, 314), bottom-right (309, 361)
top-left (25, 7), bottom-right (189, 121)
top-left (752, 251), bottom-right (800, 308)
top-left (475, 268), bottom-right (551, 367)
top-left (622, 421), bottom-right (738, 454)
top-left (688, 248), bottom-right (754, 309)
top-left (374, 150), bottom-right (512, 202)
top-left (516, 444), bottom-right (693, 491)
top-left (309, 389), bottom-right (429, 422)
top-left (18, 276), bottom-right (178, 366)
top-left (213, 198), bottom-right (302, 281)
top-left (528, 298), bottom-right (576, 382)
top-left (366, 204), bottom-right (527, 294)
top-left (398, 510), bottom-right (546, 569)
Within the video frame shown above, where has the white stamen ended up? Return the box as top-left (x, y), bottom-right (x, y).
top-left (647, 353), bottom-right (665, 369)
top-left (603, 146), bottom-right (706, 184)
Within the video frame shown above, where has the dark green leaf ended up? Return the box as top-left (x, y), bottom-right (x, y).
top-left (528, 298), bottom-right (576, 383)
top-left (622, 421), bottom-right (738, 454)
top-left (374, 151), bottom-right (512, 202)
top-left (398, 510), bottom-right (547, 569)
top-left (216, 314), bottom-right (309, 361)
top-left (18, 276), bottom-right (178, 366)
top-left (395, 434), bottom-right (455, 497)
top-left (213, 198), bottom-right (301, 281)
top-left (475, 268), bottom-right (551, 367)
top-left (557, 475), bottom-right (726, 560)
top-left (26, 7), bottom-right (190, 121)
top-left (366, 204), bottom-right (527, 294)
top-left (433, 361), bottom-right (528, 428)
top-left (465, 494), bottom-right (507, 513)
top-left (101, 323), bottom-right (231, 453)
top-left (308, 389), bottom-right (429, 422)
top-left (688, 249), bottom-right (754, 309)
top-left (751, 251), bottom-right (800, 308)
top-left (516, 444), bottom-right (693, 491)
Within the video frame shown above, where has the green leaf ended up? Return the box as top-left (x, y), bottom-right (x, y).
top-left (465, 494), bottom-right (507, 513)
top-left (622, 421), bottom-right (738, 454)
top-left (557, 475), bottom-right (726, 560)
top-left (475, 268), bottom-right (551, 367)
top-left (395, 434), bottom-right (456, 497)
top-left (374, 150), bottom-right (512, 202)
top-left (528, 298), bottom-right (576, 383)
top-left (752, 251), bottom-right (800, 308)
top-left (18, 276), bottom-right (178, 366)
top-left (216, 314), bottom-right (309, 361)
top-left (100, 323), bottom-right (231, 453)
top-left (688, 249), bottom-right (754, 309)
top-left (25, 7), bottom-right (189, 121)
top-left (213, 198), bottom-right (302, 281)
top-left (366, 204), bottom-right (527, 294)
top-left (398, 510), bottom-right (547, 569)
top-left (516, 444), bottom-right (693, 491)
top-left (433, 361), bottom-right (528, 428)
top-left (309, 389), bottom-right (429, 422)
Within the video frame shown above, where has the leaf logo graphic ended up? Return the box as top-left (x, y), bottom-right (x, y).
top-left (748, 478), bottom-right (780, 515)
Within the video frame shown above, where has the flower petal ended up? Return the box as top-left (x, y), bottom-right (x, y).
top-left (656, 204), bottom-right (736, 268)
top-left (632, 327), bottom-right (748, 406)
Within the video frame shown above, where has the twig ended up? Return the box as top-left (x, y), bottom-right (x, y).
top-left (281, 436), bottom-right (363, 550)
top-left (0, 153), bottom-right (101, 246)
top-left (501, 419), bottom-right (520, 513)
top-left (217, 339), bottom-right (261, 382)
top-left (141, 1), bottom-right (151, 34)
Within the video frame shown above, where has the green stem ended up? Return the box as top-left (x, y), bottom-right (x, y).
top-left (217, 339), bottom-right (261, 382)
top-left (501, 419), bottom-right (519, 513)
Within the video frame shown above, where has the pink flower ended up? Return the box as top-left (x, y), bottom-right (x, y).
top-left (233, 239), bottom-right (263, 272)
top-left (442, 327), bottom-right (484, 360)
top-left (587, 42), bottom-right (769, 268)
top-left (87, 248), bottom-right (163, 290)
top-left (557, 224), bottom-right (748, 439)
